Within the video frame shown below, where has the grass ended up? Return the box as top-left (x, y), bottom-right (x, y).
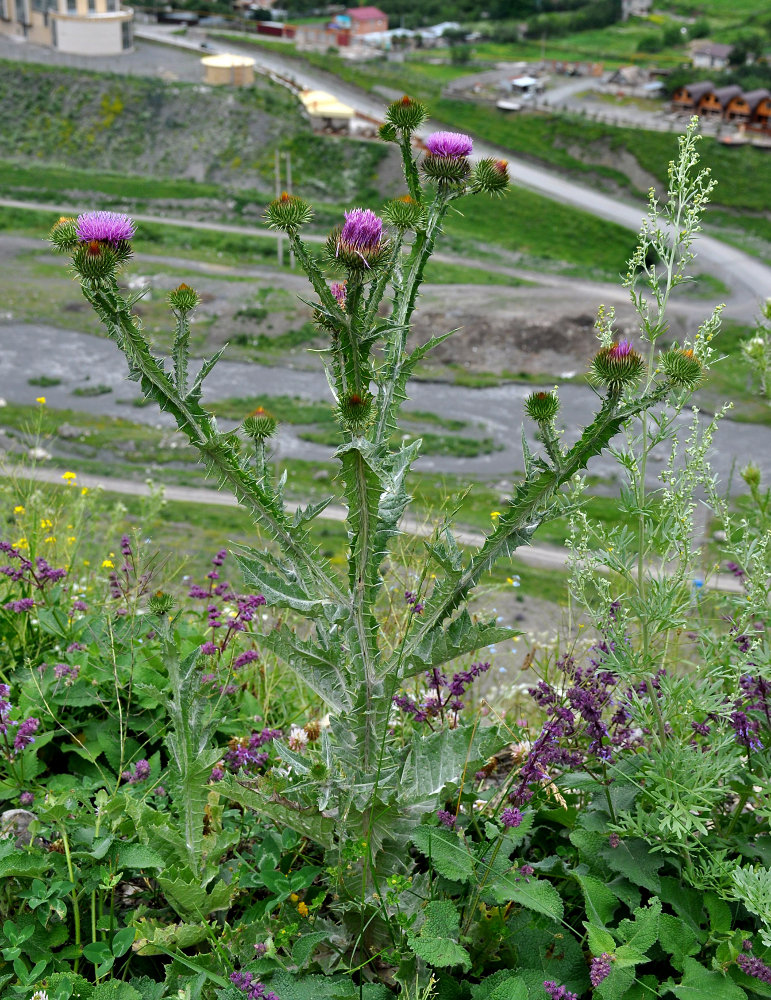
top-left (298, 427), bottom-right (502, 458)
top-left (72, 384), bottom-right (112, 397)
top-left (28, 375), bottom-right (62, 387)
top-left (695, 321), bottom-right (771, 426)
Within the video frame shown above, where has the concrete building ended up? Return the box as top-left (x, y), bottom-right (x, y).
top-left (344, 5), bottom-right (386, 36)
top-left (0, 0), bottom-right (133, 53)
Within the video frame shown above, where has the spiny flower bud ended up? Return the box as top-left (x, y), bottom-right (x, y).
top-left (378, 122), bottom-right (398, 143)
top-left (589, 340), bottom-right (645, 395)
top-left (382, 194), bottom-right (424, 231)
top-left (524, 390), bottom-right (560, 423)
top-left (661, 347), bottom-right (702, 388)
top-left (304, 720), bottom-right (321, 742)
top-left (168, 282), bottom-right (200, 313)
top-left (327, 208), bottom-right (391, 273)
top-left (265, 192), bottom-right (313, 232)
top-left (422, 131), bottom-right (474, 186)
top-left (243, 406), bottom-right (277, 440)
top-left (471, 158), bottom-right (510, 196)
top-left (385, 95), bottom-right (428, 132)
top-left (338, 392), bottom-right (373, 432)
top-left (71, 240), bottom-right (119, 282)
top-left (149, 590), bottom-right (175, 615)
top-left (49, 216), bottom-right (78, 253)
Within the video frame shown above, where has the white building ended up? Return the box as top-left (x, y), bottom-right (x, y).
top-left (0, 0), bottom-right (133, 55)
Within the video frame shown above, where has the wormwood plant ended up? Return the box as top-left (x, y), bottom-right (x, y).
top-left (47, 105), bottom-right (726, 989)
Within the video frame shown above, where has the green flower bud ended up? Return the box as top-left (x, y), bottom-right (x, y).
top-left (243, 406), bottom-right (277, 440)
top-left (149, 590), bottom-right (175, 615)
top-left (589, 340), bottom-right (645, 395)
top-left (385, 95), bottom-right (429, 132)
top-left (378, 122), bottom-right (398, 143)
top-left (524, 390), bottom-right (560, 423)
top-left (741, 463), bottom-right (761, 489)
top-left (661, 347), bottom-right (702, 388)
top-left (49, 216), bottom-right (78, 253)
top-left (338, 392), bottom-right (373, 433)
top-left (71, 240), bottom-right (120, 282)
top-left (382, 195), bottom-right (424, 232)
top-left (471, 157), bottom-right (510, 196)
top-left (168, 282), bottom-right (200, 313)
top-left (265, 192), bottom-right (313, 232)
top-left (422, 153), bottom-right (471, 186)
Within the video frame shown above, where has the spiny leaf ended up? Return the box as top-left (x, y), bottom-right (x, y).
top-left (257, 623), bottom-right (352, 714)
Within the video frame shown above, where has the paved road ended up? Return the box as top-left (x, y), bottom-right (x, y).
top-left (8, 464), bottom-right (744, 594)
top-left (132, 27), bottom-right (771, 316)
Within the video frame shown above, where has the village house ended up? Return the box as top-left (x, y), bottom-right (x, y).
top-left (698, 83), bottom-right (743, 117)
top-left (725, 88), bottom-right (771, 123)
top-left (621, 0), bottom-right (652, 20)
top-left (0, 0), bottom-right (133, 53)
top-left (345, 5), bottom-right (386, 36)
top-left (671, 80), bottom-right (714, 112)
top-left (691, 41), bottom-right (734, 70)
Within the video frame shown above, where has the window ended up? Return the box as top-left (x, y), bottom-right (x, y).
top-left (0, 0), bottom-right (8, 21)
top-left (66, 0), bottom-right (76, 13)
top-left (87, 0), bottom-right (95, 11)
top-left (121, 18), bottom-right (131, 47)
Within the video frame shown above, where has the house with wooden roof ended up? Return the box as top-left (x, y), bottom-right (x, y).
top-left (725, 88), bottom-right (771, 123)
top-left (691, 41), bottom-right (734, 70)
top-left (671, 80), bottom-right (714, 112)
top-left (698, 84), bottom-right (743, 117)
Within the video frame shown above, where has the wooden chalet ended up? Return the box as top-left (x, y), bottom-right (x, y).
top-left (671, 80), bottom-right (713, 111)
top-left (698, 84), bottom-right (743, 117)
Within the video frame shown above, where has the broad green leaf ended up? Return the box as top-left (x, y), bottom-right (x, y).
top-left (575, 872), bottom-right (619, 926)
top-left (483, 871), bottom-right (564, 922)
top-left (596, 966), bottom-right (636, 1000)
top-left (670, 958), bottom-right (747, 1000)
top-left (411, 827), bottom-right (476, 883)
top-left (616, 898), bottom-right (661, 956)
top-left (488, 980), bottom-right (529, 1000)
top-left (406, 900), bottom-right (471, 972)
top-left (658, 913), bottom-right (700, 972)
top-left (91, 983), bottom-right (142, 1000)
top-left (292, 930), bottom-right (329, 968)
top-left (586, 924), bottom-right (616, 956)
top-left (599, 838), bottom-right (664, 894)
top-left (156, 872), bottom-right (233, 921)
top-left (217, 773), bottom-right (336, 849)
top-left (111, 926), bottom-right (135, 957)
top-left (109, 844), bottom-right (166, 870)
top-left (705, 892), bottom-right (732, 934)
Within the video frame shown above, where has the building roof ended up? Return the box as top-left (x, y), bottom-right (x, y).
top-left (300, 89), bottom-right (354, 118)
top-left (676, 80), bottom-right (713, 101)
top-left (710, 84), bottom-right (743, 106)
top-left (742, 88), bottom-right (771, 111)
top-left (346, 5), bottom-right (386, 19)
top-left (692, 41), bottom-right (733, 58)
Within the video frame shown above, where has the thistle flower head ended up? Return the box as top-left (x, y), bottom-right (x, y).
top-left (75, 210), bottom-right (135, 245)
top-left (243, 406), bottom-right (277, 440)
top-left (661, 346), bottom-right (703, 388)
top-left (471, 157), bottom-right (510, 196)
top-left (382, 194), bottom-right (424, 231)
top-left (168, 282), bottom-right (200, 313)
top-left (424, 131), bottom-right (473, 158)
top-left (265, 191), bottom-right (313, 232)
top-left (49, 216), bottom-right (78, 252)
top-left (589, 340), bottom-right (645, 395)
top-left (337, 391), bottom-right (373, 432)
top-left (524, 390), bottom-right (560, 423)
top-left (385, 94), bottom-right (428, 132)
top-left (331, 208), bottom-right (390, 272)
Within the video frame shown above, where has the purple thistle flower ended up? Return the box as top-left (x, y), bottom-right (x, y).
top-left (437, 809), bottom-right (456, 829)
top-left (75, 210), bottom-right (135, 245)
top-left (608, 339), bottom-right (633, 359)
top-left (121, 759), bottom-right (150, 784)
top-left (339, 208), bottom-right (383, 253)
top-left (590, 954), bottom-right (614, 987)
top-left (737, 953), bottom-right (771, 984)
top-left (19, 791), bottom-right (34, 807)
top-left (330, 281), bottom-right (347, 307)
top-left (501, 807), bottom-right (522, 829)
top-left (424, 131), bottom-right (473, 158)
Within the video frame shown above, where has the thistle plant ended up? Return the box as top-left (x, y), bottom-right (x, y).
top-left (51, 104), bottom-right (720, 896)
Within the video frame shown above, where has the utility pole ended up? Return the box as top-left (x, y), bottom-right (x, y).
top-left (284, 151), bottom-right (294, 269)
top-left (274, 148), bottom-right (284, 268)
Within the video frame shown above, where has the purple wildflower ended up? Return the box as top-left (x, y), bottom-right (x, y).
top-left (229, 971), bottom-right (280, 1000)
top-left (19, 791), bottom-right (34, 807)
top-left (210, 766), bottom-right (225, 782)
top-left (543, 982), bottom-right (578, 1000)
top-left (743, 939), bottom-right (753, 951)
top-left (501, 807), bottom-right (522, 829)
top-left (737, 954), bottom-right (771, 984)
top-left (437, 809), bottom-right (456, 829)
top-left (608, 339), bottom-right (633, 359)
top-left (75, 210), bottom-right (135, 245)
top-left (71, 600), bottom-right (88, 613)
top-left (330, 281), bottom-right (347, 307)
top-left (200, 641), bottom-right (219, 655)
top-left (14, 717), bottom-right (39, 753)
top-left (609, 832), bottom-right (620, 848)
top-left (519, 864), bottom-right (534, 877)
top-left (121, 759), bottom-right (150, 784)
top-left (254, 942), bottom-right (268, 956)
top-left (339, 208), bottom-right (383, 253)
top-left (4, 598), bottom-right (35, 613)
top-left (424, 131), bottom-right (473, 158)
top-left (590, 954), bottom-right (614, 987)
top-left (233, 649), bottom-right (260, 669)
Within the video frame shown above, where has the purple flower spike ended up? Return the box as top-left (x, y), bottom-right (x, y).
top-left (608, 339), bottom-right (633, 359)
top-left (501, 807), bottom-right (522, 828)
top-left (76, 210), bottom-right (135, 245)
top-left (330, 281), bottom-right (347, 307)
top-left (437, 809), bottom-right (456, 829)
top-left (590, 954), bottom-right (614, 987)
top-left (424, 131), bottom-right (473, 158)
top-left (339, 208), bottom-right (383, 253)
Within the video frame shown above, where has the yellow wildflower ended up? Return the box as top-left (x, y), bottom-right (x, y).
top-left (67, 536), bottom-right (76, 544)
top-left (297, 902), bottom-right (309, 917)
top-left (81, 487), bottom-right (89, 495)
top-left (13, 505), bottom-right (24, 514)
top-left (62, 471), bottom-right (77, 481)
top-left (14, 538), bottom-right (28, 550)
top-left (41, 519), bottom-right (52, 529)
top-left (289, 893), bottom-right (299, 903)
top-left (102, 559), bottom-right (114, 569)
top-left (83, 559), bottom-right (90, 566)
top-left (36, 396), bottom-right (46, 405)
top-left (45, 536), bottom-right (56, 544)
top-left (490, 511), bottom-right (501, 519)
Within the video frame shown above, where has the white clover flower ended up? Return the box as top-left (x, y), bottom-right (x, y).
top-left (288, 725), bottom-right (309, 753)
top-left (32, 991), bottom-right (49, 1000)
